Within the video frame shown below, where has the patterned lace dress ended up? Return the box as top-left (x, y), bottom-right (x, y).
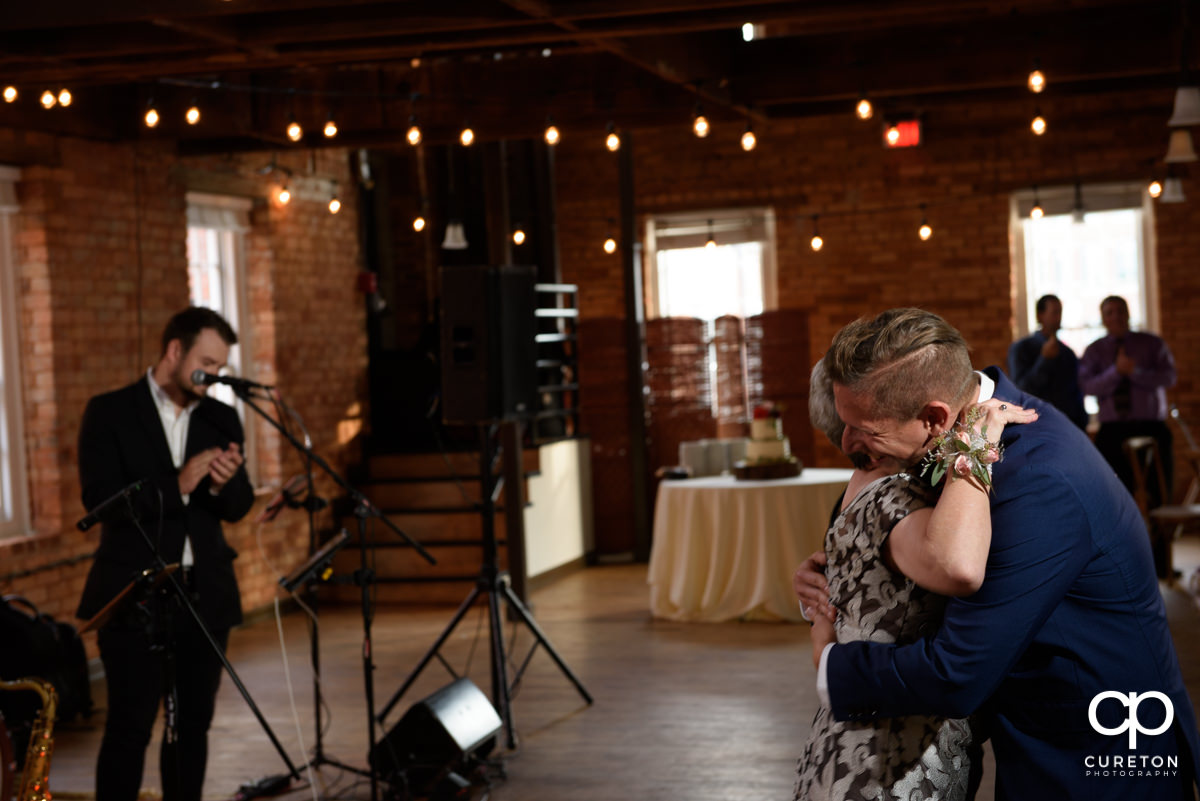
top-left (793, 472), bottom-right (974, 801)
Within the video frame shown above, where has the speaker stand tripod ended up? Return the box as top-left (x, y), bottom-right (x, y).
top-left (377, 422), bottom-right (592, 748)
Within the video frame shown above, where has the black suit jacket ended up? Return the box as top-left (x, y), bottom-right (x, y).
top-left (76, 376), bottom-right (255, 630)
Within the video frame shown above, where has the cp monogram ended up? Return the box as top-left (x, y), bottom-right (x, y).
top-left (1088, 691), bottom-right (1174, 749)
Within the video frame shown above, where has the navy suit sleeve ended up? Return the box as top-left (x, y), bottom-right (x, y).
top-left (828, 459), bottom-right (1092, 720)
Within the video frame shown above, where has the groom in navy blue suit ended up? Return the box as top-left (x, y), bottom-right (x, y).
top-left (797, 308), bottom-right (1199, 800)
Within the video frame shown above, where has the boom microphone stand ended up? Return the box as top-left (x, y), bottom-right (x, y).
top-left (232, 384), bottom-right (436, 801)
top-left (76, 490), bottom-right (303, 792)
top-left (377, 422), bottom-right (592, 750)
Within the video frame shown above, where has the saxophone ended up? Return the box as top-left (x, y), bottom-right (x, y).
top-left (0, 677), bottom-right (56, 801)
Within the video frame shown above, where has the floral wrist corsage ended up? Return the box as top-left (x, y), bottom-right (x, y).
top-left (920, 406), bottom-right (1003, 490)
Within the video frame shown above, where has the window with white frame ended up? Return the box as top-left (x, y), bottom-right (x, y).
top-left (185, 193), bottom-right (257, 475)
top-left (1010, 182), bottom-right (1156, 414)
top-left (644, 208), bottom-right (777, 321)
top-left (0, 166), bottom-right (28, 539)
top-left (644, 208), bottom-right (778, 418)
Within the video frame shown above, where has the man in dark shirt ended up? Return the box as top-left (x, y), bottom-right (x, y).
top-left (1007, 294), bottom-right (1088, 429)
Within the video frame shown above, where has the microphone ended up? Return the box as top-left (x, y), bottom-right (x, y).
top-left (191, 369), bottom-right (273, 392)
top-left (77, 478), bottom-right (147, 531)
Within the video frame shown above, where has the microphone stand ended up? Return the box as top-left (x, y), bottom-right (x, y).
top-left (78, 490), bottom-right (303, 787)
top-left (232, 384), bottom-right (435, 801)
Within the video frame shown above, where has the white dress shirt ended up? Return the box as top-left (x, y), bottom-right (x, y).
top-left (147, 368), bottom-right (196, 567)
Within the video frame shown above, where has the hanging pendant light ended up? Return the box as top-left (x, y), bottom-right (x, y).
top-left (1160, 177), bottom-right (1186, 204)
top-left (1167, 86), bottom-right (1200, 127)
top-left (1165, 129), bottom-right (1198, 163)
top-left (442, 221), bottom-right (468, 250)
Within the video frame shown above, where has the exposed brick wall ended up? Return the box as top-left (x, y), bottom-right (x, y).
top-left (1, 137), bottom-right (366, 657)
top-left (555, 89), bottom-right (1200, 547)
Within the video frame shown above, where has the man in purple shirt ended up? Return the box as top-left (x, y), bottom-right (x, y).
top-left (1078, 295), bottom-right (1177, 517)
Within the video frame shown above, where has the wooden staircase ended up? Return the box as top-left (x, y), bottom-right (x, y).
top-left (322, 448), bottom-right (540, 605)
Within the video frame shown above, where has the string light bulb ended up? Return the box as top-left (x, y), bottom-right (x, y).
top-left (144, 101), bottom-right (160, 129)
top-left (328, 196), bottom-right (341, 214)
top-left (605, 122), bottom-right (621, 152)
top-left (1148, 179), bottom-right (1164, 198)
top-left (692, 106), bottom-right (710, 138)
top-left (460, 126), bottom-right (475, 146)
top-left (1030, 186), bottom-right (1043, 219)
top-left (413, 215), bottom-right (427, 232)
top-left (810, 215), bottom-right (823, 251)
top-left (57, 88), bottom-right (72, 107)
top-left (3, 86), bottom-right (17, 103)
top-left (286, 117), bottom-right (303, 142)
top-left (740, 122), bottom-right (757, 151)
top-left (512, 227), bottom-right (526, 245)
top-left (885, 124), bottom-right (901, 146)
top-left (856, 96), bottom-right (874, 121)
top-left (278, 183), bottom-right (292, 205)
top-left (603, 236), bottom-right (617, 254)
top-left (1031, 110), bottom-right (1047, 136)
top-left (323, 113), bottom-right (338, 139)
top-left (1028, 64), bottom-right (1046, 94)
top-left (406, 115), bottom-right (422, 146)
top-left (544, 117), bottom-right (560, 146)
top-left (918, 205), bottom-right (932, 240)
top-left (705, 219), bottom-right (717, 249)
top-left (185, 102), bottom-right (201, 125)
top-left (40, 90), bottom-right (56, 109)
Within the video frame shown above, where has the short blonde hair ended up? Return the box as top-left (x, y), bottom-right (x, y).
top-left (824, 308), bottom-right (975, 421)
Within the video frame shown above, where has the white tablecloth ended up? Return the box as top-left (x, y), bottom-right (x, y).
top-left (647, 468), bottom-right (854, 622)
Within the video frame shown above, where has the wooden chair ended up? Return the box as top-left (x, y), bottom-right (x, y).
top-left (1124, 410), bottom-right (1200, 581)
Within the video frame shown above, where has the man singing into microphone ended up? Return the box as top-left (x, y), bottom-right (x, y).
top-left (76, 306), bottom-right (254, 801)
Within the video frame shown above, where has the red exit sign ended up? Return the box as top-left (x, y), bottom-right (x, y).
top-left (884, 119), bottom-right (922, 148)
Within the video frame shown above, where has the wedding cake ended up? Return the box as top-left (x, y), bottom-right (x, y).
top-left (734, 403), bottom-right (802, 480)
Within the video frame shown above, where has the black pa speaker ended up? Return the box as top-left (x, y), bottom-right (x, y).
top-left (370, 678), bottom-right (502, 796)
top-left (439, 264), bottom-right (538, 424)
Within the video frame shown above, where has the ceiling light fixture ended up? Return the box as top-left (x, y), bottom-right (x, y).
top-left (1028, 63), bottom-right (1046, 94)
top-left (1031, 110), bottom-right (1047, 136)
top-left (1160, 176), bottom-right (1186, 203)
top-left (692, 105), bottom-right (710, 138)
top-left (605, 122), bottom-right (621, 152)
top-left (856, 95), bottom-right (874, 121)
top-left (740, 121), bottom-right (757, 151)
top-left (1165, 128), bottom-right (1198, 162)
